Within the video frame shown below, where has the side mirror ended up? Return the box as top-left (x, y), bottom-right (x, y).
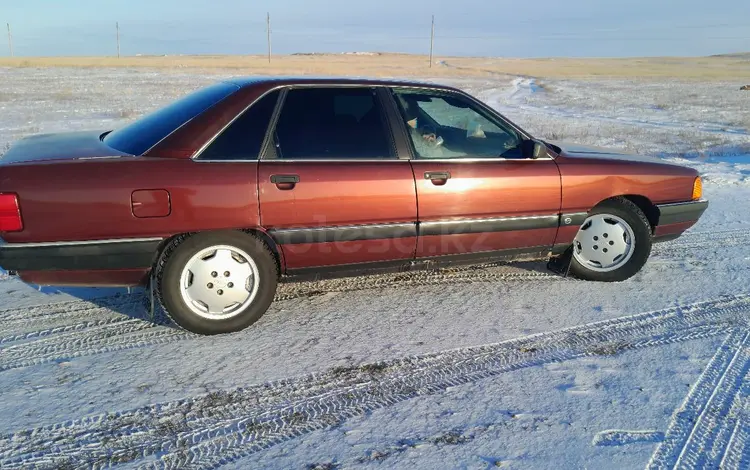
top-left (521, 139), bottom-right (549, 159)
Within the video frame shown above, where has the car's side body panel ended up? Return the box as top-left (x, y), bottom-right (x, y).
top-left (553, 153), bottom-right (703, 246)
top-left (0, 158), bottom-right (260, 244)
top-left (258, 161), bottom-right (418, 269)
top-left (0, 158), bottom-right (262, 285)
top-left (409, 160), bottom-right (562, 258)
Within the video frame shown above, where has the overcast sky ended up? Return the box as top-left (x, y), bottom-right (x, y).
top-left (2, 0), bottom-right (749, 57)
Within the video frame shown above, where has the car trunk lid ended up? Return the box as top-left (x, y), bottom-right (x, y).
top-left (0, 130), bottom-right (131, 165)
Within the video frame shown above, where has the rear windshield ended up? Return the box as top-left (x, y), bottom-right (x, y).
top-left (103, 81), bottom-right (240, 155)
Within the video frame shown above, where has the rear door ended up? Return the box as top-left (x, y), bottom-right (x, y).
top-left (387, 86), bottom-right (562, 261)
top-left (258, 86), bottom-right (418, 273)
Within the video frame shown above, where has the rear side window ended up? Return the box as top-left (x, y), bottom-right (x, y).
top-left (273, 87), bottom-right (394, 159)
top-left (104, 82), bottom-right (239, 155)
top-left (196, 90), bottom-right (280, 160)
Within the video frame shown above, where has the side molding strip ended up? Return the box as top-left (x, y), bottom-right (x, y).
top-left (269, 223), bottom-right (417, 245)
top-left (269, 214), bottom-right (566, 245)
top-left (0, 237), bottom-right (164, 249)
top-left (560, 212), bottom-right (588, 227)
top-left (420, 215), bottom-right (560, 237)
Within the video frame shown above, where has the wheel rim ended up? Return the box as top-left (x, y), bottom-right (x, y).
top-left (572, 213), bottom-right (636, 273)
top-left (179, 245), bottom-right (260, 320)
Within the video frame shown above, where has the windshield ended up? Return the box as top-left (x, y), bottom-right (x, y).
top-left (103, 81), bottom-right (240, 155)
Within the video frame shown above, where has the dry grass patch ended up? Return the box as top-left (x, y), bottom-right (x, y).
top-left (1, 53), bottom-right (749, 80)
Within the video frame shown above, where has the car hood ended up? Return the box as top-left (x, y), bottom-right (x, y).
top-left (549, 140), bottom-right (669, 165)
top-left (0, 130), bottom-right (130, 165)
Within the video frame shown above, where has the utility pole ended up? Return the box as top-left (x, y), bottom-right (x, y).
top-left (266, 13), bottom-right (271, 63)
top-left (116, 22), bottom-right (120, 58)
top-left (7, 23), bottom-right (12, 57)
top-left (429, 15), bottom-right (434, 68)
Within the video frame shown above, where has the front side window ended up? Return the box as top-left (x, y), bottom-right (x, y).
top-left (392, 88), bottom-right (523, 159)
top-left (273, 87), bottom-right (394, 159)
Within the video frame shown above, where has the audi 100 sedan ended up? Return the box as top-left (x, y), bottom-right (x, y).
top-left (0, 76), bottom-right (708, 335)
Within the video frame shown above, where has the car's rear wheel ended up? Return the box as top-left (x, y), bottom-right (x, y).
top-left (155, 231), bottom-right (278, 335)
top-left (569, 197), bottom-right (652, 282)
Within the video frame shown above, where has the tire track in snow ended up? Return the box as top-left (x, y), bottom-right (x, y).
top-left (0, 296), bottom-right (148, 345)
top-left (720, 404), bottom-right (750, 470)
top-left (0, 320), bottom-right (195, 372)
top-left (651, 228), bottom-right (750, 258)
top-left (0, 294), bottom-right (748, 469)
top-left (0, 314), bottom-right (131, 346)
top-left (0, 268), bottom-right (559, 372)
top-left (646, 329), bottom-right (750, 469)
top-left (0, 230), bottom-right (739, 374)
top-left (0, 294), bottom-right (143, 322)
top-left (699, 368), bottom-right (750, 469)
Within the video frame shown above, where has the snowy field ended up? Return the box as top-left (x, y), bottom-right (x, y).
top-left (0, 67), bottom-right (749, 469)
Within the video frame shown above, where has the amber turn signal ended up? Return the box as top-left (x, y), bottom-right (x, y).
top-left (692, 176), bottom-right (703, 200)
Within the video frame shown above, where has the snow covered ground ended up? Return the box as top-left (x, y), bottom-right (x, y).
top-left (0, 67), bottom-right (749, 469)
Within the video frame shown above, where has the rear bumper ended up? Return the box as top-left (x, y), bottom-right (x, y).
top-left (0, 237), bottom-right (163, 272)
top-left (653, 199), bottom-right (709, 242)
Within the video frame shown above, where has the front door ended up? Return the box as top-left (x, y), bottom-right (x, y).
top-left (389, 87), bottom-right (562, 261)
top-left (258, 86), bottom-right (418, 273)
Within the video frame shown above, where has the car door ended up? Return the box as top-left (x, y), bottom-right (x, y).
top-left (387, 86), bottom-right (562, 262)
top-left (258, 85), bottom-right (418, 274)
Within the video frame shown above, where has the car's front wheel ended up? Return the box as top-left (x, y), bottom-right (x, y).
top-left (155, 231), bottom-right (278, 335)
top-left (569, 197), bottom-right (653, 282)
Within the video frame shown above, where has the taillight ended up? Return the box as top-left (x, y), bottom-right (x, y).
top-left (692, 176), bottom-right (703, 201)
top-left (0, 193), bottom-right (23, 232)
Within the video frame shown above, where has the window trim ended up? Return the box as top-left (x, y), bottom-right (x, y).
top-left (192, 85), bottom-right (285, 162)
top-left (260, 84), bottom-right (401, 162)
top-left (190, 81), bottom-right (555, 164)
top-left (386, 85), bottom-right (555, 162)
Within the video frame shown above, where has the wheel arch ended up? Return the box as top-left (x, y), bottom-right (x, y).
top-left (150, 228), bottom-right (284, 280)
top-left (593, 194), bottom-right (658, 233)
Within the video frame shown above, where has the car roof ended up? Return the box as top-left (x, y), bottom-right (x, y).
top-left (223, 75), bottom-right (462, 92)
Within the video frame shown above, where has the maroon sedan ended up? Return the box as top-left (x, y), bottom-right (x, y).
top-left (0, 76), bottom-right (707, 334)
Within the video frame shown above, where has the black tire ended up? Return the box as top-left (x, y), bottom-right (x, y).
top-left (568, 197), bottom-right (652, 282)
top-left (154, 230), bottom-right (278, 335)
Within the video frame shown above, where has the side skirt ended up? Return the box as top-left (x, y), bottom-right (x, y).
top-left (282, 245), bottom-right (554, 283)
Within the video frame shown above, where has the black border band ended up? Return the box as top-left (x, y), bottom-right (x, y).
top-left (270, 215), bottom-right (562, 245)
top-left (269, 223), bottom-right (417, 245)
top-left (0, 239), bottom-right (162, 271)
top-left (657, 200), bottom-right (709, 226)
top-left (419, 215), bottom-right (559, 237)
top-left (560, 212), bottom-right (588, 227)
